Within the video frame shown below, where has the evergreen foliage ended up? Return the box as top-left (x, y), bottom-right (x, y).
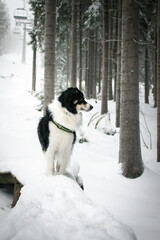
top-left (0, 0), bottom-right (10, 55)
top-left (28, 0), bottom-right (157, 99)
top-left (28, 0), bottom-right (45, 51)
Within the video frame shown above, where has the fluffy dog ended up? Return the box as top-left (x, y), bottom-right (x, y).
top-left (38, 87), bottom-right (93, 176)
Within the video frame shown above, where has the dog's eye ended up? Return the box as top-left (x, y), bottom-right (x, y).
top-left (78, 98), bottom-right (86, 104)
top-left (78, 99), bottom-right (83, 104)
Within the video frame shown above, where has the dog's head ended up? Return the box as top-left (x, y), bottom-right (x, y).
top-left (58, 87), bottom-right (93, 114)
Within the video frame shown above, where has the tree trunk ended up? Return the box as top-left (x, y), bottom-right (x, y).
top-left (145, 46), bottom-right (149, 104)
top-left (157, 0), bottom-right (160, 162)
top-left (87, 28), bottom-right (95, 99)
top-left (32, 9), bottom-right (37, 92)
top-left (113, 0), bottom-right (118, 102)
top-left (85, 50), bottom-right (89, 98)
top-left (119, 0), bottom-right (144, 178)
top-left (108, 0), bottom-right (113, 100)
top-left (101, 0), bottom-right (109, 114)
top-left (70, 0), bottom-right (77, 87)
top-left (154, 38), bottom-right (157, 108)
top-left (93, 28), bottom-right (97, 99)
top-left (43, 0), bottom-right (56, 113)
top-left (98, 44), bottom-right (102, 94)
top-left (32, 45), bottom-right (37, 91)
top-left (66, 31), bottom-right (70, 89)
top-left (79, 0), bottom-right (82, 91)
top-left (116, 0), bottom-right (122, 127)
top-left (154, 2), bottom-right (158, 109)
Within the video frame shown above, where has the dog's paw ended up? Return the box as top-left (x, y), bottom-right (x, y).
top-left (46, 170), bottom-right (54, 176)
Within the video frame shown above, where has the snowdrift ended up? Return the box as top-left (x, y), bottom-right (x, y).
top-left (0, 175), bottom-right (136, 240)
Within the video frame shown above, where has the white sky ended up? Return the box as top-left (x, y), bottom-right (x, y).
top-left (4, 0), bottom-right (30, 30)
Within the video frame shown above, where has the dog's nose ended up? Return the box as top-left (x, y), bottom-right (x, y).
top-left (89, 105), bottom-right (93, 110)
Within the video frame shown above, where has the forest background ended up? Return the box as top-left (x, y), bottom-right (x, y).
top-left (0, 0), bottom-right (160, 240)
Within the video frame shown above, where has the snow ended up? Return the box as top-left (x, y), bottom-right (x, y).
top-left (0, 51), bottom-right (160, 240)
top-left (0, 176), bottom-right (136, 240)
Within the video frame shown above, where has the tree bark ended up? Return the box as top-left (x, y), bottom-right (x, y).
top-left (116, 0), bottom-right (122, 127)
top-left (70, 0), bottom-right (77, 87)
top-left (93, 28), bottom-right (97, 99)
top-left (32, 9), bottom-right (37, 92)
top-left (98, 44), bottom-right (102, 94)
top-left (108, 0), bottom-right (113, 100)
top-left (32, 45), bottom-right (37, 91)
top-left (157, 0), bottom-right (160, 162)
top-left (119, 0), bottom-right (144, 178)
top-left (79, 0), bottom-right (82, 91)
top-left (145, 46), bottom-right (149, 104)
top-left (154, 11), bottom-right (157, 109)
top-left (101, 0), bottom-right (109, 114)
top-left (87, 28), bottom-right (95, 99)
top-left (66, 32), bottom-right (70, 89)
top-left (32, 8), bottom-right (37, 91)
top-left (85, 50), bottom-right (89, 98)
top-left (43, 0), bottom-right (56, 113)
top-left (154, 39), bottom-right (157, 108)
top-left (113, 0), bottom-right (118, 102)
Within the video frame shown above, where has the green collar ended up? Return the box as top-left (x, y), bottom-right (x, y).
top-left (52, 119), bottom-right (73, 133)
top-left (51, 119), bottom-right (76, 144)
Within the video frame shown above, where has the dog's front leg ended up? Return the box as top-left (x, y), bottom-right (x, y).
top-left (44, 147), bottom-right (56, 176)
top-left (57, 148), bottom-right (72, 175)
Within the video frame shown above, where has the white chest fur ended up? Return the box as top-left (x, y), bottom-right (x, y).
top-left (48, 100), bottom-right (82, 131)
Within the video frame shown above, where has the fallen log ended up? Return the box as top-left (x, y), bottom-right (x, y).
top-left (0, 172), bottom-right (23, 207)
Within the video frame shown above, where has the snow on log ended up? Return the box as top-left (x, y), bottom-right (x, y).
top-left (0, 175), bottom-right (136, 240)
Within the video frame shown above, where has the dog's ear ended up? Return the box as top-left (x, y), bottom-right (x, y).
top-left (75, 87), bottom-right (79, 93)
top-left (58, 91), bottom-right (66, 106)
top-left (58, 89), bottom-right (78, 114)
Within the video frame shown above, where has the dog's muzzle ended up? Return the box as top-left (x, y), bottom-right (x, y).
top-left (82, 103), bottom-right (93, 112)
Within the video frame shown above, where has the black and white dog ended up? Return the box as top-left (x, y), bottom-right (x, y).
top-left (38, 87), bottom-right (93, 176)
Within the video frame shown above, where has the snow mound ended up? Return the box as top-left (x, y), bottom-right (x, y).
top-left (0, 176), bottom-right (136, 240)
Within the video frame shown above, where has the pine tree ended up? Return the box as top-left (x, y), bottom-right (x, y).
top-left (157, 0), bottom-right (160, 162)
top-left (43, 0), bottom-right (56, 113)
top-left (0, 0), bottom-right (10, 55)
top-left (108, 0), bottom-right (113, 100)
top-left (144, 46), bottom-right (149, 103)
top-left (29, 0), bottom-right (45, 92)
top-left (119, 0), bottom-right (144, 178)
top-left (70, 0), bottom-right (77, 87)
top-left (79, 0), bottom-right (83, 91)
top-left (101, 0), bottom-right (109, 114)
top-left (139, 0), bottom-right (157, 105)
top-left (116, 0), bottom-right (122, 127)
top-left (32, 9), bottom-right (37, 91)
top-left (84, 0), bottom-right (101, 98)
top-left (87, 27), bottom-right (95, 98)
top-left (29, 0), bottom-right (45, 51)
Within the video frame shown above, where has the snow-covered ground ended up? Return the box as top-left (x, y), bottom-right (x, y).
top-left (0, 51), bottom-right (160, 240)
